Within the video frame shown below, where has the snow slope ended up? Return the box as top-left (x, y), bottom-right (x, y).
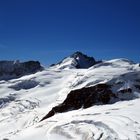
top-left (0, 57), bottom-right (140, 140)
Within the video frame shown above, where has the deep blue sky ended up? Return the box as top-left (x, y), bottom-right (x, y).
top-left (0, 0), bottom-right (140, 66)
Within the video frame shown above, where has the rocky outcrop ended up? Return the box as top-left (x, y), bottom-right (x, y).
top-left (0, 60), bottom-right (43, 80)
top-left (40, 84), bottom-right (117, 121)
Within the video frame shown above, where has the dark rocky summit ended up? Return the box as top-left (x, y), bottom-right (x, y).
top-left (70, 51), bottom-right (97, 68)
top-left (0, 60), bottom-right (43, 80)
top-left (40, 83), bottom-right (117, 121)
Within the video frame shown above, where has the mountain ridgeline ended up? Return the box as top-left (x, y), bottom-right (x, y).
top-left (0, 60), bottom-right (43, 80)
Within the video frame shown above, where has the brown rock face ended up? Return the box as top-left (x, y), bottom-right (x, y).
top-left (40, 84), bottom-right (116, 121)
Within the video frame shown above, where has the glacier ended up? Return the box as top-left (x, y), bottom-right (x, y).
top-left (0, 53), bottom-right (140, 140)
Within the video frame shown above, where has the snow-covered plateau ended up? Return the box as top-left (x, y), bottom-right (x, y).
top-left (0, 52), bottom-right (140, 140)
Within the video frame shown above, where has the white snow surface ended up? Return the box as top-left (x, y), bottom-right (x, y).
top-left (0, 59), bottom-right (140, 140)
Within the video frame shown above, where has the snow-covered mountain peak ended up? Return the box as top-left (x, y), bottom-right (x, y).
top-left (50, 51), bottom-right (99, 69)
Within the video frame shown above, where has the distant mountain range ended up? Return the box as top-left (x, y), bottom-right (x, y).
top-left (0, 52), bottom-right (140, 140)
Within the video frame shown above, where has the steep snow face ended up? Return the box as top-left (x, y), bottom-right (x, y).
top-left (0, 60), bottom-right (43, 80)
top-left (50, 52), bottom-right (98, 69)
top-left (0, 58), bottom-right (140, 140)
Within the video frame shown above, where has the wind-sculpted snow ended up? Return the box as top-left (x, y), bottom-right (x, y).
top-left (0, 57), bottom-right (140, 140)
top-left (10, 99), bottom-right (140, 140)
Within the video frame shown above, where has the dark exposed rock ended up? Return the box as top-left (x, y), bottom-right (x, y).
top-left (135, 85), bottom-right (140, 90)
top-left (119, 88), bottom-right (132, 93)
top-left (70, 51), bottom-right (97, 69)
top-left (0, 60), bottom-right (43, 80)
top-left (50, 64), bottom-right (55, 67)
top-left (40, 84), bottom-right (117, 121)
